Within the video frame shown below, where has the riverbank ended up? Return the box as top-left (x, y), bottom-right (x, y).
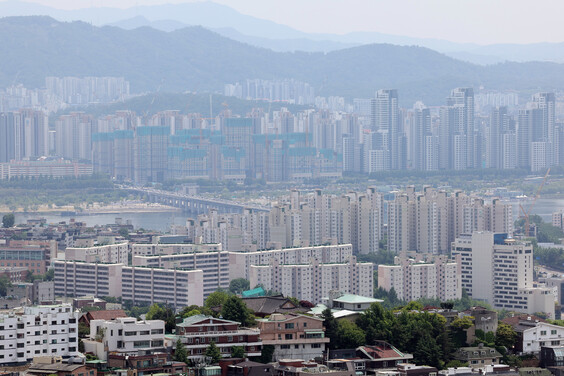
top-left (0, 201), bottom-right (179, 215)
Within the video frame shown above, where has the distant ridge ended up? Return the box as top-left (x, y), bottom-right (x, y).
top-left (2, 17), bottom-right (564, 105)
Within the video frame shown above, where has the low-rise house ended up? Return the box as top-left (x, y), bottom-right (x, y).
top-left (272, 359), bottom-right (356, 376)
top-left (326, 291), bottom-right (382, 312)
top-left (242, 295), bottom-right (302, 318)
top-left (501, 315), bottom-right (547, 353)
top-left (503, 316), bottom-right (564, 354)
top-left (439, 365), bottom-right (518, 376)
top-left (27, 362), bottom-right (95, 376)
top-left (79, 310), bottom-right (127, 327)
top-left (175, 315), bottom-right (262, 360)
top-left (226, 360), bottom-right (275, 376)
top-left (257, 313), bottom-right (329, 361)
top-left (453, 345), bottom-right (502, 366)
top-left (84, 317), bottom-right (165, 360)
top-left (375, 363), bottom-right (438, 376)
top-left (357, 342), bottom-right (414, 373)
top-left (540, 345), bottom-right (564, 367)
top-left (107, 352), bottom-right (187, 375)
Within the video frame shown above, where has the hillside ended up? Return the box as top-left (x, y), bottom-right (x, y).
top-left (2, 17), bottom-right (564, 105)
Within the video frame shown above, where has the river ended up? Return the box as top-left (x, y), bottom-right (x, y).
top-left (15, 211), bottom-right (192, 233)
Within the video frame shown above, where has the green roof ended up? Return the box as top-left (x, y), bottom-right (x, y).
top-left (333, 294), bottom-right (382, 304)
top-left (242, 286), bottom-right (265, 298)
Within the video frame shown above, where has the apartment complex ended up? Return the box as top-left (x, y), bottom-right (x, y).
top-left (256, 313), bottom-right (329, 361)
top-left (249, 256), bottom-right (373, 304)
top-left (131, 250), bottom-right (228, 298)
top-left (184, 188), bottom-right (383, 254)
top-left (0, 304), bottom-right (79, 365)
top-left (228, 244), bottom-right (353, 280)
top-left (122, 266), bottom-right (203, 307)
top-left (378, 254), bottom-right (461, 301)
top-left (452, 232), bottom-right (555, 318)
top-left (130, 243), bottom-right (222, 256)
top-left (388, 187), bottom-right (513, 254)
top-left (64, 242), bottom-right (129, 264)
top-left (0, 246), bottom-right (48, 275)
top-left (53, 261), bottom-right (204, 307)
top-left (85, 317), bottom-right (165, 360)
top-left (175, 315), bottom-right (262, 360)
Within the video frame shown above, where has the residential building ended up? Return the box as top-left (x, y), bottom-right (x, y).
top-left (0, 304), bottom-right (79, 365)
top-left (107, 352), bottom-right (187, 375)
top-left (520, 322), bottom-right (564, 354)
top-left (175, 315), bottom-right (262, 360)
top-left (27, 361), bottom-right (95, 376)
top-left (453, 345), bottom-right (502, 366)
top-left (79, 310), bottom-right (128, 327)
top-left (256, 313), bottom-right (329, 361)
top-left (121, 266), bottom-right (204, 308)
top-left (540, 345), bottom-right (564, 367)
top-left (228, 244), bottom-right (354, 280)
top-left (0, 246), bottom-right (48, 275)
top-left (54, 261), bottom-right (123, 298)
top-left (272, 359), bottom-right (356, 376)
top-left (326, 290), bottom-right (382, 312)
top-left (85, 317), bottom-right (165, 360)
top-left (452, 232), bottom-right (555, 318)
top-left (357, 342), bottom-right (414, 372)
top-left (378, 254), bottom-right (461, 301)
top-left (249, 256), bottom-right (373, 304)
top-left (132, 249), bottom-right (228, 298)
top-left (130, 243), bottom-right (222, 256)
top-left (64, 242), bottom-right (129, 264)
top-left (54, 261), bottom-right (205, 307)
top-left (226, 360), bottom-right (275, 376)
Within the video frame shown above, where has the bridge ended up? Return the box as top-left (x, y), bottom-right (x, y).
top-left (122, 187), bottom-right (270, 215)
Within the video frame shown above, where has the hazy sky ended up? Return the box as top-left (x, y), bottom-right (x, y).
top-left (7, 0), bottom-right (564, 44)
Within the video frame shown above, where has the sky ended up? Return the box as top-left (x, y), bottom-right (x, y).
top-left (4, 0), bottom-right (564, 44)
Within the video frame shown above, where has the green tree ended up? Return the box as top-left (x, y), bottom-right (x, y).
top-left (205, 291), bottom-right (229, 309)
top-left (231, 346), bottom-right (246, 359)
top-left (356, 303), bottom-right (395, 344)
top-left (205, 341), bottom-right (222, 364)
top-left (450, 316), bottom-right (474, 348)
top-left (145, 304), bottom-right (176, 333)
top-left (174, 339), bottom-right (188, 363)
top-left (221, 296), bottom-right (254, 327)
top-left (414, 332), bottom-right (442, 368)
top-left (0, 276), bottom-right (12, 296)
top-left (335, 320), bottom-right (365, 349)
top-left (118, 227), bottom-right (130, 239)
top-left (259, 345), bottom-right (274, 364)
top-left (229, 278), bottom-right (250, 295)
top-left (495, 323), bottom-right (517, 350)
top-left (321, 308), bottom-right (338, 349)
top-left (2, 213), bottom-right (14, 228)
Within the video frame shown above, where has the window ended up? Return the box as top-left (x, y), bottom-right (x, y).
top-left (125, 331), bottom-right (137, 336)
top-left (312, 344), bottom-right (321, 348)
top-left (541, 331), bottom-right (547, 335)
top-left (552, 330), bottom-right (558, 335)
top-left (285, 334), bottom-right (293, 340)
top-left (285, 323), bottom-right (294, 329)
top-left (280, 345), bottom-right (290, 349)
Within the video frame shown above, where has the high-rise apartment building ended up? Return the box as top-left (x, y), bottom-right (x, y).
top-left (378, 254), bottom-right (461, 301)
top-left (249, 256), bottom-right (373, 304)
top-left (452, 232), bottom-right (555, 318)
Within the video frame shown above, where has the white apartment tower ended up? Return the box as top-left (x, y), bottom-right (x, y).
top-left (452, 232), bottom-right (555, 318)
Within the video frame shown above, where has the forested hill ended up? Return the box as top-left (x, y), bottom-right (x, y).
top-left (2, 16), bottom-right (564, 105)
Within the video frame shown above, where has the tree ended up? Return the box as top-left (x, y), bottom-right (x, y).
top-left (221, 296), bottom-right (254, 327)
top-left (414, 333), bottom-right (442, 368)
top-left (335, 320), bottom-right (365, 349)
top-left (231, 346), bottom-right (246, 359)
top-left (2, 213), bottom-right (14, 228)
top-left (174, 339), bottom-right (188, 363)
top-left (259, 345), bottom-right (274, 364)
top-left (205, 291), bottom-right (229, 309)
top-left (145, 304), bottom-right (176, 333)
top-left (495, 323), bottom-right (517, 350)
top-left (0, 276), bottom-right (12, 296)
top-left (321, 308), bottom-right (339, 350)
top-left (229, 278), bottom-right (250, 295)
top-left (205, 341), bottom-right (222, 364)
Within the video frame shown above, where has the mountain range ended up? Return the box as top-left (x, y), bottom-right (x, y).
top-left (2, 0), bottom-right (564, 64)
top-left (2, 16), bottom-right (564, 105)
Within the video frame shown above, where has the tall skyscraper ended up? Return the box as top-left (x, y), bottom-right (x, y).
top-left (447, 88), bottom-right (475, 169)
top-left (369, 89), bottom-right (402, 170)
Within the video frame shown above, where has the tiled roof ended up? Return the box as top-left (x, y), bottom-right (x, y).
top-left (85, 309), bottom-right (127, 321)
